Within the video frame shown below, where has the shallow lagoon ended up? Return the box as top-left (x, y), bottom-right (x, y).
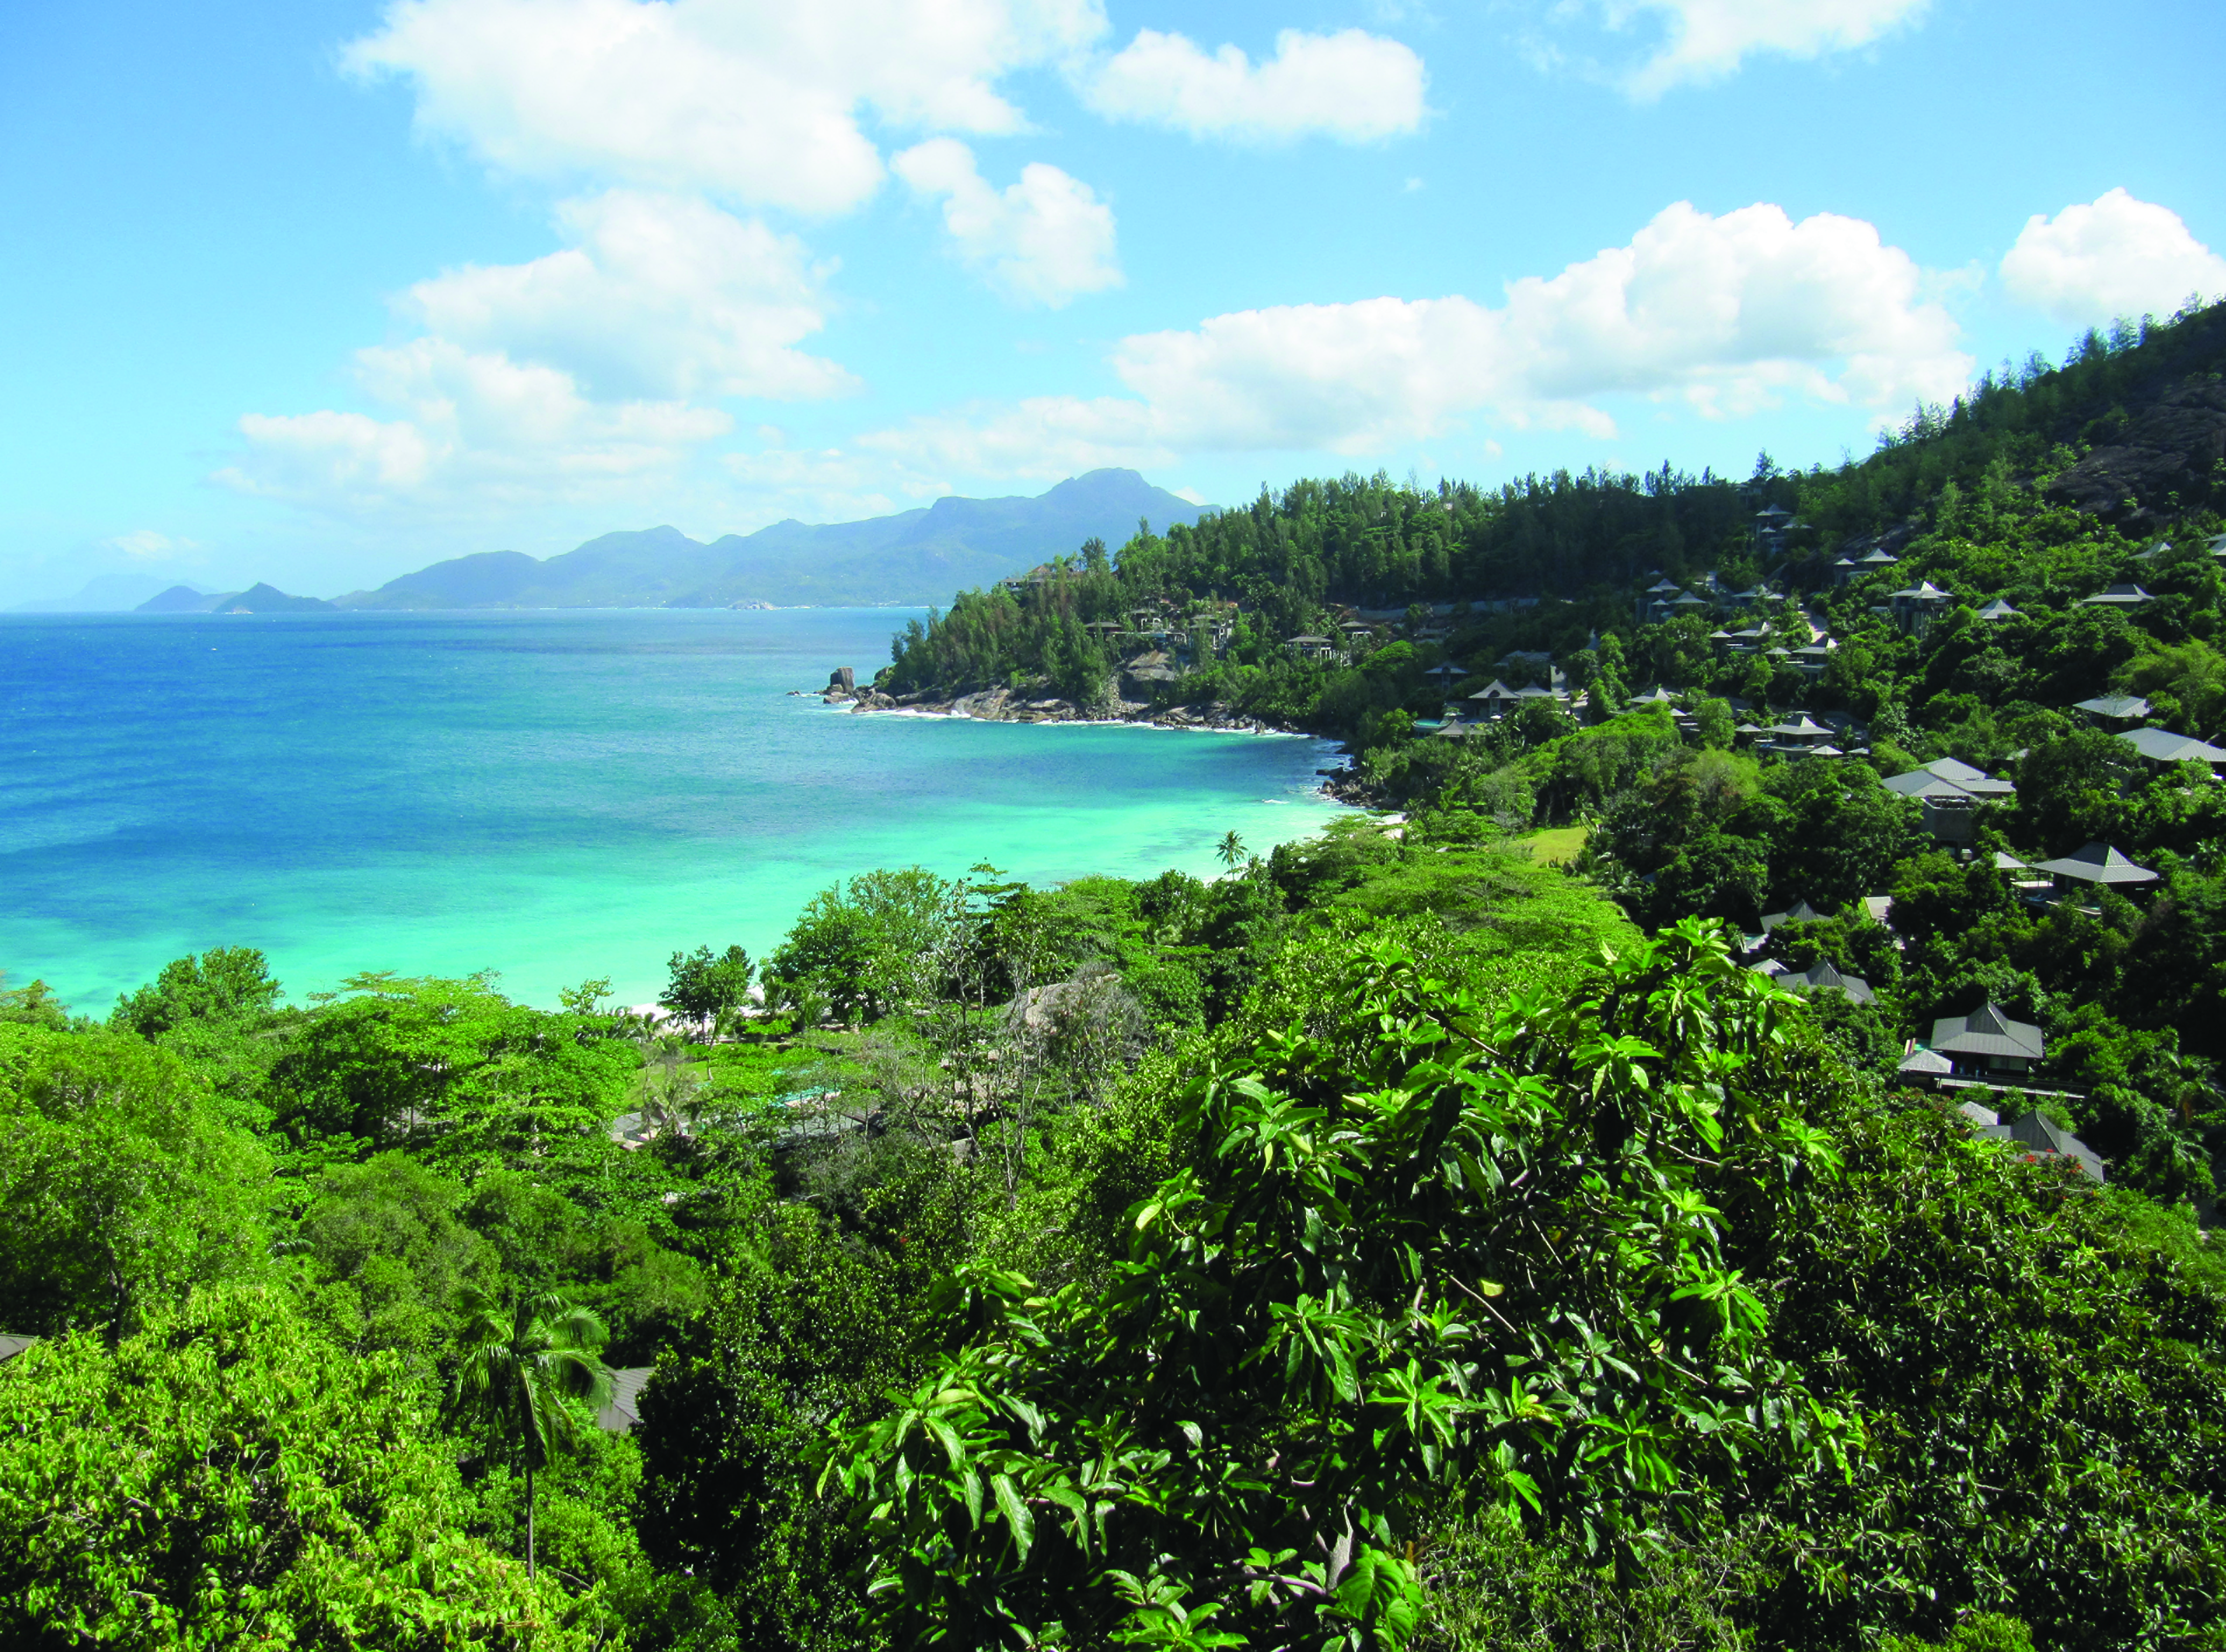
top-left (0, 608), bottom-right (1347, 1009)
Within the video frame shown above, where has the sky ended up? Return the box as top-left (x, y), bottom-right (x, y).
top-left (3, 0), bottom-right (2224, 604)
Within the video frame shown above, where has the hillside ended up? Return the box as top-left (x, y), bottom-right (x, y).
top-left (133, 582), bottom-right (334, 614)
top-left (332, 469), bottom-right (1210, 610)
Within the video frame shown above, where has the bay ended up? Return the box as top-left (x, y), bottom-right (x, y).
top-left (0, 608), bottom-right (1347, 1011)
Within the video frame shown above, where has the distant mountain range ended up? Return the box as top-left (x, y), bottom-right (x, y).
top-left (9, 471), bottom-right (1207, 616)
top-left (137, 582), bottom-right (335, 614)
top-left (326, 470), bottom-right (1208, 611)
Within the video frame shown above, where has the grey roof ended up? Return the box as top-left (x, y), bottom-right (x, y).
top-left (1993, 850), bottom-right (2029, 871)
top-left (2136, 540), bottom-right (2172, 561)
top-left (1764, 714), bottom-right (1832, 738)
top-left (2030, 841), bottom-right (2159, 885)
top-left (1858, 549), bottom-right (1900, 565)
top-left (2080, 583), bottom-right (2154, 606)
top-left (1780, 959), bottom-right (1876, 1004)
top-left (1886, 772), bottom-right (1978, 800)
top-left (1890, 580), bottom-right (1952, 601)
top-left (1975, 598), bottom-right (2020, 620)
top-left (1761, 900), bottom-right (1831, 929)
top-left (1862, 894), bottom-right (1893, 924)
top-left (2075, 693), bottom-right (2152, 721)
top-left (1930, 1002), bottom-right (2044, 1061)
top-left (1899, 1046), bottom-right (1955, 1076)
top-left (2004, 1111), bottom-right (2105, 1182)
top-left (1954, 1097), bottom-right (1999, 1125)
top-left (1423, 663), bottom-right (1464, 678)
top-left (0, 1334), bottom-right (36, 1363)
top-left (596, 1366), bottom-right (656, 1433)
top-left (2119, 726), bottom-right (2226, 765)
top-left (1470, 678), bottom-right (1519, 700)
top-left (1885, 757), bottom-right (2015, 799)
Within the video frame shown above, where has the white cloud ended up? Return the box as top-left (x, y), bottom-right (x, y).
top-left (893, 139), bottom-right (1120, 307)
top-left (2000, 189), bottom-right (2226, 330)
top-left (222, 341), bottom-right (734, 514)
top-left (220, 192), bottom-right (857, 514)
top-left (865, 200), bottom-right (1971, 473)
top-left (101, 529), bottom-right (196, 561)
top-left (1081, 26), bottom-right (1426, 143)
top-left (1558, 0), bottom-right (1927, 98)
top-left (862, 395), bottom-right (1172, 480)
top-left (345, 0), bottom-right (1110, 214)
top-left (403, 190), bottom-right (854, 401)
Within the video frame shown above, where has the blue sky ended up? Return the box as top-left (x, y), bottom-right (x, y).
top-left (4, 0), bottom-right (2224, 603)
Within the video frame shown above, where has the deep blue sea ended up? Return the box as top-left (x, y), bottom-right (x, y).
top-left (0, 608), bottom-right (1346, 1012)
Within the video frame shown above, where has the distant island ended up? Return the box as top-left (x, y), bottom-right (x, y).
top-left (3, 470), bottom-right (1210, 615)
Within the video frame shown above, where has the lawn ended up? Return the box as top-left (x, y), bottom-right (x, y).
top-left (1517, 825), bottom-right (1590, 865)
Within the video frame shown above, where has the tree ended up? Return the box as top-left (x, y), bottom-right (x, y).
top-left (1694, 696), bottom-right (1735, 750)
top-left (0, 1023), bottom-right (268, 1335)
top-left (659, 944), bottom-right (753, 1035)
top-left (450, 1288), bottom-right (616, 1580)
top-left (763, 868), bottom-right (958, 1024)
top-left (827, 924), bottom-right (1858, 1648)
top-left (0, 1285), bottom-right (590, 1649)
top-left (110, 945), bottom-right (282, 1040)
top-left (1215, 830), bottom-right (1247, 869)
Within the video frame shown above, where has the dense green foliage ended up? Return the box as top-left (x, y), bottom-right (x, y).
top-left (9, 303), bottom-right (2226, 1648)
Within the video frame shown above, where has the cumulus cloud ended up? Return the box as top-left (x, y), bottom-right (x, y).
top-left (1549, 0), bottom-right (1927, 98)
top-left (402, 191), bottom-right (854, 401)
top-left (1080, 26), bottom-right (1427, 143)
top-left (222, 341), bottom-right (735, 514)
top-left (219, 193), bottom-right (855, 512)
top-left (892, 139), bottom-right (1120, 307)
top-left (867, 199), bottom-right (1970, 475)
top-left (344, 0), bottom-right (1110, 214)
top-left (2001, 189), bottom-right (2226, 330)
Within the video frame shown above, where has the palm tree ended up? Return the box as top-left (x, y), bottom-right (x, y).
top-left (1215, 830), bottom-right (1247, 870)
top-left (450, 1288), bottom-right (615, 1579)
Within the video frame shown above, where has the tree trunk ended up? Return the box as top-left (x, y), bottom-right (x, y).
top-left (526, 1457), bottom-right (536, 1580)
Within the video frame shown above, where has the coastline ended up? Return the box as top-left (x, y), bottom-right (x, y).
top-left (812, 680), bottom-right (1382, 807)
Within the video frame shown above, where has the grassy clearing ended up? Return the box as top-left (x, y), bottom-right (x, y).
top-left (1517, 825), bottom-right (1589, 866)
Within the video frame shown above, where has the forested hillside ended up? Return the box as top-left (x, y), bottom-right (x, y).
top-left (8, 301), bottom-right (2226, 1652)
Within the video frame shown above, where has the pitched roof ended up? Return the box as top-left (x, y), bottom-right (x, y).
top-left (2075, 693), bottom-right (2152, 720)
top-left (0, 1334), bottom-right (36, 1363)
top-left (2080, 583), bottom-right (2154, 605)
top-left (1782, 958), bottom-right (1876, 1004)
top-left (1469, 678), bottom-right (1520, 700)
top-left (597, 1367), bottom-right (656, 1433)
top-left (1761, 899), bottom-right (1831, 928)
top-left (2030, 841), bottom-right (2159, 884)
top-left (2004, 1111), bottom-right (2105, 1181)
top-left (2119, 725), bottom-right (2226, 764)
top-left (1764, 714), bottom-right (1832, 737)
top-left (1975, 598), bottom-right (2020, 619)
top-left (1930, 1002), bottom-right (2044, 1061)
top-left (1899, 1046), bottom-right (1955, 1075)
top-left (1884, 756), bottom-right (2016, 799)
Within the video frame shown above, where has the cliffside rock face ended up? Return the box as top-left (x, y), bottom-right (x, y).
top-left (2046, 378), bottom-right (2226, 525)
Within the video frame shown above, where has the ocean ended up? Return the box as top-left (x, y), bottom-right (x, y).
top-left (0, 608), bottom-right (1347, 1012)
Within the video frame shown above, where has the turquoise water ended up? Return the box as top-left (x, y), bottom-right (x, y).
top-left (0, 609), bottom-right (1346, 1011)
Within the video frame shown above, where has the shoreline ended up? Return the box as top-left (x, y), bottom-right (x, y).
top-left (812, 681), bottom-right (1382, 806)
